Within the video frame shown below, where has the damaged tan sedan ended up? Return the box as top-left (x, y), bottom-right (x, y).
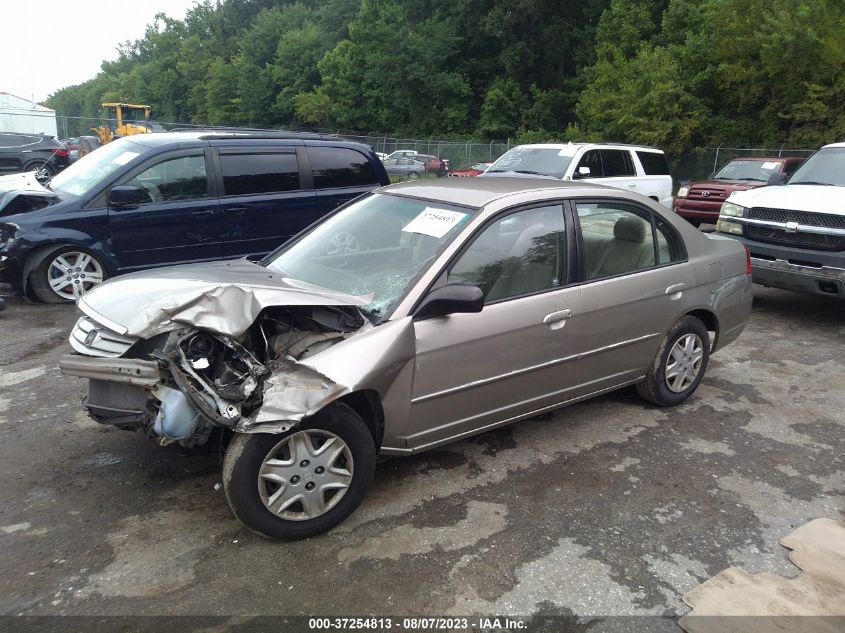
top-left (60, 178), bottom-right (752, 539)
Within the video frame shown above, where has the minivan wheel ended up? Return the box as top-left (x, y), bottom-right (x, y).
top-left (29, 247), bottom-right (107, 303)
top-left (636, 316), bottom-right (710, 407)
top-left (408, 171), bottom-right (419, 180)
top-left (222, 403), bottom-right (376, 540)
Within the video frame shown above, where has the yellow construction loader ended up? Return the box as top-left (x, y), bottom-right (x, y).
top-left (77, 103), bottom-right (166, 157)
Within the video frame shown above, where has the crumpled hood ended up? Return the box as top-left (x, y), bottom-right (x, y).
top-left (78, 259), bottom-right (371, 339)
top-left (728, 184), bottom-right (845, 215)
top-left (0, 172), bottom-right (58, 213)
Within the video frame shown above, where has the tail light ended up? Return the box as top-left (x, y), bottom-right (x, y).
top-left (743, 244), bottom-right (752, 275)
top-left (54, 149), bottom-right (69, 157)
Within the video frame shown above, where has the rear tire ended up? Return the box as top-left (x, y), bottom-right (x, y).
top-left (636, 316), bottom-right (710, 406)
top-left (223, 403), bottom-right (376, 540)
top-left (77, 136), bottom-right (101, 158)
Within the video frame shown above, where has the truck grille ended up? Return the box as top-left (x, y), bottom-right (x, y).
top-left (748, 207), bottom-right (845, 230)
top-left (69, 316), bottom-right (137, 357)
top-left (747, 207), bottom-right (845, 251)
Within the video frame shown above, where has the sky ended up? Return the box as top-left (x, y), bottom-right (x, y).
top-left (1, 0), bottom-right (200, 103)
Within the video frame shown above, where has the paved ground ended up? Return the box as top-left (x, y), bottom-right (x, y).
top-left (0, 287), bottom-right (842, 620)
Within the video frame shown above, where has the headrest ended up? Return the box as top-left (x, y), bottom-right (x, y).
top-left (614, 216), bottom-right (646, 242)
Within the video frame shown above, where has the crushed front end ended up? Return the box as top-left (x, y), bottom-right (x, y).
top-left (59, 305), bottom-right (366, 447)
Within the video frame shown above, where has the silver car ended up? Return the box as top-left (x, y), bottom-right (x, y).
top-left (60, 178), bottom-right (752, 539)
top-left (382, 156), bottom-right (427, 179)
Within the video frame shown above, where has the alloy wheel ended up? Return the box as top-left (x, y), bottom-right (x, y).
top-left (47, 252), bottom-right (104, 301)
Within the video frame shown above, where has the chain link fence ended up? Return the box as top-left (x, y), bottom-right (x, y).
top-left (2, 110), bottom-right (818, 184)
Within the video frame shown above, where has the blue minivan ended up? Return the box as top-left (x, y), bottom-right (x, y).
top-left (0, 132), bottom-right (389, 302)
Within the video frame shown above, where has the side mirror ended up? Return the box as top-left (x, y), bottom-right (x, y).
top-left (767, 172), bottom-right (789, 186)
top-left (414, 283), bottom-right (484, 320)
top-left (108, 185), bottom-right (145, 208)
top-left (574, 166), bottom-right (591, 179)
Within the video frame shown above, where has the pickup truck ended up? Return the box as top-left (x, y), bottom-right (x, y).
top-left (715, 142), bottom-right (845, 298)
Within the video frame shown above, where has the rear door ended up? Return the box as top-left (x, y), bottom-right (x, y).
top-left (633, 150), bottom-right (673, 205)
top-left (108, 148), bottom-right (223, 271)
top-left (215, 146), bottom-right (318, 259)
top-left (306, 145), bottom-right (385, 212)
top-left (562, 199), bottom-right (693, 395)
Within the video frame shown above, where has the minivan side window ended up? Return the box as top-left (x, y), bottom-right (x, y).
top-left (600, 150), bottom-right (635, 177)
top-left (220, 153), bottom-right (300, 196)
top-left (308, 147), bottom-right (379, 189)
top-left (636, 151), bottom-right (671, 175)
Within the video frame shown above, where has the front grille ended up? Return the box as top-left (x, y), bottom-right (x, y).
top-left (746, 226), bottom-right (841, 250)
top-left (69, 316), bottom-right (137, 357)
top-left (749, 207), bottom-right (845, 230)
top-left (746, 207), bottom-right (845, 251)
top-left (689, 187), bottom-right (727, 199)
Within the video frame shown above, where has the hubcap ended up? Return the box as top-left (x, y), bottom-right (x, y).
top-left (257, 430), bottom-right (353, 521)
top-left (47, 252), bottom-right (104, 301)
top-left (664, 333), bottom-right (704, 393)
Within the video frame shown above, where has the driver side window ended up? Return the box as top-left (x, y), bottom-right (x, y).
top-left (448, 205), bottom-right (566, 303)
top-left (124, 154), bottom-right (209, 203)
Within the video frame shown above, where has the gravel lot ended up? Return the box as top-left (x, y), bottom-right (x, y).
top-left (0, 287), bottom-right (842, 622)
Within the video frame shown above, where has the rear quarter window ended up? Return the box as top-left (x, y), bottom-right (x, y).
top-left (636, 151), bottom-right (671, 175)
top-left (307, 146), bottom-right (378, 189)
top-left (220, 153), bottom-right (300, 196)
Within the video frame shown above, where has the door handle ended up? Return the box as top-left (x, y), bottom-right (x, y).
top-left (626, 184), bottom-right (637, 188)
top-left (543, 309), bottom-right (572, 329)
top-left (191, 209), bottom-right (216, 217)
top-left (665, 283), bottom-right (686, 296)
top-left (223, 206), bottom-right (248, 216)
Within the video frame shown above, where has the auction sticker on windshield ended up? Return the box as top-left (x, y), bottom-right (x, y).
top-left (402, 208), bottom-right (468, 238)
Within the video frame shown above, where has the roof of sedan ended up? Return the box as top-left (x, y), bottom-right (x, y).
top-left (380, 176), bottom-right (609, 208)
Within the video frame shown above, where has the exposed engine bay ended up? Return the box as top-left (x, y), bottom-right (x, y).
top-left (63, 305), bottom-right (367, 447)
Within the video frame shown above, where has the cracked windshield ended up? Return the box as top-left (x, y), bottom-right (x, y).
top-left (264, 193), bottom-right (475, 321)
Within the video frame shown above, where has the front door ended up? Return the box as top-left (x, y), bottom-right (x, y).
top-left (108, 150), bottom-right (223, 271)
top-left (406, 204), bottom-right (582, 450)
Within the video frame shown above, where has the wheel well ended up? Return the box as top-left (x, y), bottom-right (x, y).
top-left (686, 309), bottom-right (719, 350)
top-left (337, 390), bottom-right (384, 448)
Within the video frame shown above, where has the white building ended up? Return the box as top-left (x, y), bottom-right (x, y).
top-left (0, 92), bottom-right (58, 137)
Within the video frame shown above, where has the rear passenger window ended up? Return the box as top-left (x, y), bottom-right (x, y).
top-left (636, 151), bottom-right (671, 175)
top-left (220, 153), bottom-right (300, 196)
top-left (655, 218), bottom-right (685, 264)
top-left (576, 203), bottom-right (656, 280)
top-left (308, 147), bottom-right (378, 188)
top-left (600, 150), bottom-right (635, 177)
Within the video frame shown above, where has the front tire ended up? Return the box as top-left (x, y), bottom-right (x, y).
top-left (29, 246), bottom-right (107, 303)
top-left (636, 316), bottom-right (710, 406)
top-left (222, 403), bottom-right (376, 540)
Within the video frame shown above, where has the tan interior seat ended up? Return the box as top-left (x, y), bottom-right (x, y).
top-left (587, 216), bottom-right (655, 279)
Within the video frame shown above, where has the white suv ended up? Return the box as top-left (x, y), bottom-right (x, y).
top-left (482, 143), bottom-right (674, 207)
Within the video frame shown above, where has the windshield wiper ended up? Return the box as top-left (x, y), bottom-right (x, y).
top-left (511, 170), bottom-right (548, 176)
top-left (790, 181), bottom-right (836, 186)
top-left (735, 177), bottom-right (765, 181)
